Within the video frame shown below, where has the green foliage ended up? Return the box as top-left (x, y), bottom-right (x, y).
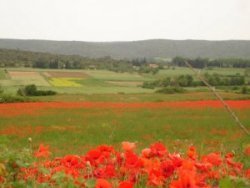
top-left (0, 85), bottom-right (3, 94)
top-left (219, 177), bottom-right (234, 188)
top-left (156, 86), bottom-right (185, 94)
top-left (241, 86), bottom-right (249, 94)
top-left (176, 74), bottom-right (194, 87)
top-left (142, 74), bottom-right (195, 89)
top-left (172, 56), bottom-right (250, 68)
top-left (142, 80), bottom-right (159, 89)
top-left (17, 84), bottom-right (57, 96)
top-left (204, 73), bottom-right (245, 86)
top-left (0, 145), bottom-right (34, 186)
top-left (139, 66), bottom-right (160, 74)
top-left (219, 177), bottom-right (250, 188)
top-left (0, 94), bottom-right (31, 103)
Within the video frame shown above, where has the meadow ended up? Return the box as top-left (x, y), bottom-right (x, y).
top-left (0, 67), bottom-right (250, 187)
top-left (0, 100), bottom-right (249, 157)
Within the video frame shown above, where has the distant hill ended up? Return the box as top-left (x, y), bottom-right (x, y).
top-left (0, 39), bottom-right (250, 59)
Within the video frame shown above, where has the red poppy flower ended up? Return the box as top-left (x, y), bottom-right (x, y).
top-left (34, 144), bottom-right (50, 158)
top-left (187, 146), bottom-right (197, 160)
top-left (202, 153), bottom-right (222, 166)
top-left (141, 148), bottom-right (151, 158)
top-left (122, 142), bottom-right (136, 152)
top-left (119, 181), bottom-right (134, 188)
top-left (150, 142), bottom-right (167, 157)
top-left (95, 178), bottom-right (112, 188)
top-left (245, 169), bottom-right (250, 179)
top-left (244, 146), bottom-right (250, 156)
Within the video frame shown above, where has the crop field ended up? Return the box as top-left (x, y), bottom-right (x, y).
top-left (0, 67), bottom-right (248, 95)
top-left (0, 68), bottom-right (154, 94)
top-left (48, 77), bottom-right (83, 87)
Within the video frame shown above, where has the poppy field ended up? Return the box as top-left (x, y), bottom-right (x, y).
top-left (0, 99), bottom-right (250, 186)
top-left (11, 142), bottom-right (250, 187)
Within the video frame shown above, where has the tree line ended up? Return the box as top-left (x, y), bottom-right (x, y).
top-left (142, 73), bottom-right (246, 89)
top-left (1, 49), bottom-right (250, 72)
top-left (172, 56), bottom-right (250, 68)
top-left (0, 49), bottom-right (160, 73)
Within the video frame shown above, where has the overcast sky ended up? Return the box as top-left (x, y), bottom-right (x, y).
top-left (0, 0), bottom-right (249, 41)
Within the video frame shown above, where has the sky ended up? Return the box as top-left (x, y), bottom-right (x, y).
top-left (0, 0), bottom-right (249, 41)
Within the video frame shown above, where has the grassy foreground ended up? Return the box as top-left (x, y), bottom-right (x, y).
top-left (0, 101), bottom-right (249, 158)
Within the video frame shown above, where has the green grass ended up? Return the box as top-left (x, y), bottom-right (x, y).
top-left (0, 69), bottom-right (7, 79)
top-left (202, 67), bottom-right (246, 76)
top-left (84, 70), bottom-right (149, 81)
top-left (156, 67), bottom-right (195, 78)
top-left (27, 91), bottom-right (250, 102)
top-left (0, 105), bottom-right (249, 160)
top-left (157, 67), bottom-right (246, 77)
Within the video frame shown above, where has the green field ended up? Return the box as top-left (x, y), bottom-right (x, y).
top-left (0, 67), bottom-right (248, 95)
top-left (0, 102), bottom-right (249, 158)
top-left (0, 68), bottom-right (153, 94)
top-left (0, 69), bottom-right (7, 79)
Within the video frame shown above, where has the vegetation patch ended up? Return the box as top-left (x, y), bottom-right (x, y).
top-left (156, 86), bottom-right (186, 94)
top-left (49, 78), bottom-right (83, 87)
top-left (0, 69), bottom-right (7, 79)
top-left (0, 94), bottom-right (32, 103)
top-left (106, 81), bottom-right (142, 87)
top-left (17, 84), bottom-right (56, 96)
top-left (45, 71), bottom-right (89, 78)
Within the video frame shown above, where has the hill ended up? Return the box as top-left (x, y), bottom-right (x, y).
top-left (0, 39), bottom-right (250, 59)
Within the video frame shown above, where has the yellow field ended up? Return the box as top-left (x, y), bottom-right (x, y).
top-left (48, 77), bottom-right (82, 87)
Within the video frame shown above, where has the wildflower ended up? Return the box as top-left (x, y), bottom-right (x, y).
top-left (95, 178), bottom-right (112, 188)
top-left (170, 169), bottom-right (197, 188)
top-left (244, 146), bottom-right (250, 156)
top-left (122, 142), bottom-right (136, 152)
top-left (202, 153), bottom-right (222, 166)
top-left (119, 181), bottom-right (134, 188)
top-left (161, 159), bottom-right (175, 178)
top-left (141, 148), bottom-right (151, 158)
top-left (150, 142), bottom-right (168, 157)
top-left (147, 169), bottom-right (165, 186)
top-left (187, 146), bottom-right (197, 160)
top-left (245, 169), bottom-right (250, 179)
top-left (34, 144), bottom-right (50, 158)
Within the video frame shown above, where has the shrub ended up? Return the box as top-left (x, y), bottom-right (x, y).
top-left (17, 84), bottom-right (56, 96)
top-left (176, 74), bottom-right (194, 87)
top-left (142, 81), bottom-right (158, 89)
top-left (0, 94), bottom-right (31, 103)
top-left (156, 86), bottom-right (185, 94)
top-left (241, 86), bottom-right (249, 94)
